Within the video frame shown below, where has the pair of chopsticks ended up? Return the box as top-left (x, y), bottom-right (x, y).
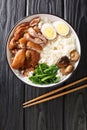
top-left (23, 77), bottom-right (87, 108)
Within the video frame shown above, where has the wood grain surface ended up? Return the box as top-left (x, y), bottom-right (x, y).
top-left (0, 0), bottom-right (87, 130)
top-left (0, 0), bottom-right (25, 130)
top-left (64, 0), bottom-right (87, 130)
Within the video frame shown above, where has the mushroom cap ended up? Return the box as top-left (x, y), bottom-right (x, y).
top-left (57, 56), bottom-right (70, 68)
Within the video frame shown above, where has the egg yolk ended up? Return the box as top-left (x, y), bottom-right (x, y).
top-left (57, 23), bottom-right (69, 35)
top-left (44, 27), bottom-right (55, 39)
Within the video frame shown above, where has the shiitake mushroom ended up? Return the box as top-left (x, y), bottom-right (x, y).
top-left (70, 50), bottom-right (80, 62)
top-left (57, 56), bottom-right (75, 75)
top-left (57, 56), bottom-right (70, 68)
top-left (60, 64), bottom-right (74, 75)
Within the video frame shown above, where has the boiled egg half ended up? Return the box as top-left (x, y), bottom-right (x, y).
top-left (53, 21), bottom-right (69, 36)
top-left (41, 23), bottom-right (56, 40)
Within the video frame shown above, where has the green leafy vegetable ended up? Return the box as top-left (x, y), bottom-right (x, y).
top-left (29, 63), bottom-right (60, 85)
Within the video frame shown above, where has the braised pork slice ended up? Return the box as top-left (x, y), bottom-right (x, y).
top-left (11, 49), bottom-right (25, 69)
top-left (27, 41), bottom-right (42, 51)
top-left (28, 27), bottom-right (38, 38)
top-left (24, 33), bottom-right (45, 44)
top-left (9, 37), bottom-right (17, 50)
top-left (29, 17), bottom-right (41, 27)
top-left (14, 22), bottom-right (30, 32)
top-left (25, 49), bottom-right (40, 68)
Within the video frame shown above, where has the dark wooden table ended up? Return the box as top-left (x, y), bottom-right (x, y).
top-left (0, 0), bottom-right (87, 130)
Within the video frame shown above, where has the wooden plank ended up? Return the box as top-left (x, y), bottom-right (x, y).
top-left (24, 0), bottom-right (64, 130)
top-left (26, 0), bottom-right (63, 17)
top-left (0, 0), bottom-right (26, 130)
top-left (63, 0), bottom-right (87, 130)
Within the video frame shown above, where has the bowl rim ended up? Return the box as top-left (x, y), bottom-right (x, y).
top-left (6, 13), bottom-right (81, 88)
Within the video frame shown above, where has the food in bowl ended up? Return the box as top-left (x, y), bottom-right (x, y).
top-left (7, 14), bottom-right (80, 86)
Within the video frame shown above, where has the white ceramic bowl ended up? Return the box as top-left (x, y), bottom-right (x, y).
top-left (6, 14), bottom-right (81, 88)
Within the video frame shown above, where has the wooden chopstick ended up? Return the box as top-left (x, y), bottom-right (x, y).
top-left (23, 84), bottom-right (87, 108)
top-left (23, 77), bottom-right (87, 107)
